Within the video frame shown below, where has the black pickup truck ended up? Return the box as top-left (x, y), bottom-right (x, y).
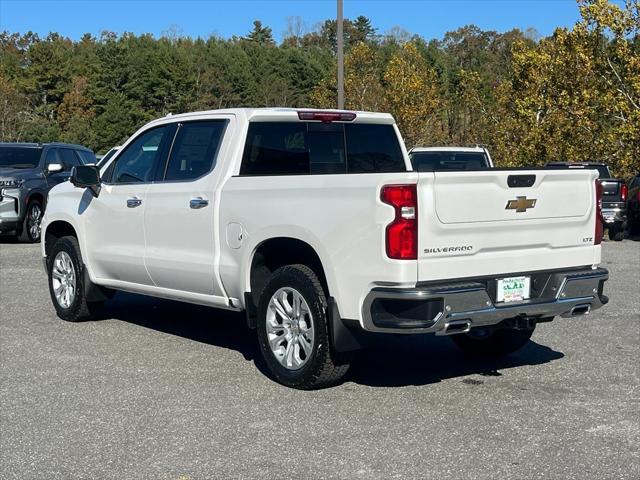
top-left (546, 162), bottom-right (627, 241)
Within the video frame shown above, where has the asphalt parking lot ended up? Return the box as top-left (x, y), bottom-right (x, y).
top-left (0, 239), bottom-right (638, 480)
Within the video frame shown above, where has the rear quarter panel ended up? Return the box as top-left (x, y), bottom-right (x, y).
top-left (218, 172), bottom-right (419, 321)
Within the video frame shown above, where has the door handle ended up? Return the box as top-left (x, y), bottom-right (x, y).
top-left (127, 197), bottom-right (142, 208)
top-left (190, 197), bottom-right (209, 209)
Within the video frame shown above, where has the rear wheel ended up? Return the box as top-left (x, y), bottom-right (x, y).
top-left (608, 225), bottom-right (624, 241)
top-left (256, 264), bottom-right (351, 389)
top-left (18, 200), bottom-right (43, 242)
top-left (47, 236), bottom-right (103, 322)
top-left (450, 324), bottom-right (535, 356)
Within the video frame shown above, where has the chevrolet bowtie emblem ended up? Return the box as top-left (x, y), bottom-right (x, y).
top-left (506, 196), bottom-right (537, 212)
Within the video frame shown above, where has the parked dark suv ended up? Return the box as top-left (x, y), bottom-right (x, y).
top-left (0, 143), bottom-right (96, 242)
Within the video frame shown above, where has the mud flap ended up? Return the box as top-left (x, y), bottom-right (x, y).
top-left (83, 267), bottom-right (114, 302)
top-left (327, 296), bottom-right (364, 353)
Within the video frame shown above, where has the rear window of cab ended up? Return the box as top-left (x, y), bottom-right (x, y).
top-left (240, 122), bottom-right (406, 175)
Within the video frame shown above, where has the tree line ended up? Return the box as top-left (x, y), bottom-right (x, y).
top-left (0, 0), bottom-right (637, 177)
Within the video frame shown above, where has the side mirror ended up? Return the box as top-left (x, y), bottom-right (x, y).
top-left (46, 163), bottom-right (64, 174)
top-left (71, 165), bottom-right (101, 198)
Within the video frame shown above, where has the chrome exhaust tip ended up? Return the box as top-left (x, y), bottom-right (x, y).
top-left (438, 319), bottom-right (472, 336)
top-left (570, 304), bottom-right (591, 316)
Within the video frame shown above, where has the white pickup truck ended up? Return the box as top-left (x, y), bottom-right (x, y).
top-left (42, 108), bottom-right (609, 389)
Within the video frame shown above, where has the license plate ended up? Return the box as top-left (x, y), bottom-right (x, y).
top-left (496, 276), bottom-right (531, 303)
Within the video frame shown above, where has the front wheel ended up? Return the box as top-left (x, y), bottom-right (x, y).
top-left (450, 324), bottom-right (535, 356)
top-left (18, 200), bottom-right (43, 242)
top-left (256, 264), bottom-right (351, 389)
top-left (47, 236), bottom-right (103, 322)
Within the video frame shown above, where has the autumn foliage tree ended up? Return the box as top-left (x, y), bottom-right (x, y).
top-left (383, 42), bottom-right (441, 146)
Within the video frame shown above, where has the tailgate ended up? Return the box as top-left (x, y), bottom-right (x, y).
top-left (417, 169), bottom-right (600, 282)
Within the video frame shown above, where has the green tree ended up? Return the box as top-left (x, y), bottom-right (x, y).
top-left (247, 20), bottom-right (275, 46)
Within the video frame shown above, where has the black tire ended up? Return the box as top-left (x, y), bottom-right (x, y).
top-left (256, 264), bottom-right (351, 389)
top-left (608, 225), bottom-right (624, 241)
top-left (18, 199), bottom-right (43, 243)
top-left (47, 235), bottom-right (103, 322)
top-left (450, 324), bottom-right (535, 357)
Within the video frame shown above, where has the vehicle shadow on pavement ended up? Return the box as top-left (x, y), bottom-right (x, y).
top-left (348, 335), bottom-right (564, 388)
top-left (101, 291), bottom-right (564, 388)
top-left (100, 291), bottom-right (264, 363)
top-left (0, 236), bottom-right (21, 244)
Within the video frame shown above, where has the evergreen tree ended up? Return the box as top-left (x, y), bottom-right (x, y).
top-left (247, 20), bottom-right (275, 46)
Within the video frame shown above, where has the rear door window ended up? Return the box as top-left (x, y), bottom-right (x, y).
top-left (163, 121), bottom-right (226, 181)
top-left (240, 122), bottom-right (405, 176)
top-left (241, 122), bottom-right (308, 175)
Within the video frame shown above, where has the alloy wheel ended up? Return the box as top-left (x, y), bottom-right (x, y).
top-left (266, 287), bottom-right (314, 370)
top-left (51, 251), bottom-right (76, 308)
top-left (27, 203), bottom-right (42, 241)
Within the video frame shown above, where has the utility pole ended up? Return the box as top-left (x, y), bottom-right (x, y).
top-left (337, 0), bottom-right (344, 109)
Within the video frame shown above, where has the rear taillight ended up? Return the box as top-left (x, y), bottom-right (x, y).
top-left (381, 185), bottom-right (417, 260)
top-left (621, 183), bottom-right (628, 202)
top-left (595, 180), bottom-right (604, 245)
top-left (297, 111), bottom-right (356, 122)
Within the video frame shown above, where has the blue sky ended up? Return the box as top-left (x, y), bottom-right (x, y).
top-left (0, 0), bottom-right (626, 42)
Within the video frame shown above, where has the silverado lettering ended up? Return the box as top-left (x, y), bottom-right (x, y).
top-left (424, 246), bottom-right (473, 254)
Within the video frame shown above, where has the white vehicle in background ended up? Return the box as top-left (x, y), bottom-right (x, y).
top-left (409, 145), bottom-right (493, 171)
top-left (41, 108), bottom-right (609, 389)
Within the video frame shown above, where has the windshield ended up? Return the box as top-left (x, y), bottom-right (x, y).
top-left (0, 146), bottom-right (43, 169)
top-left (410, 151), bottom-right (489, 172)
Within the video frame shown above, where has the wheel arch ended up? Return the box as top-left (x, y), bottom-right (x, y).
top-left (25, 190), bottom-right (47, 210)
top-left (246, 236), bottom-right (332, 308)
top-left (44, 220), bottom-right (79, 258)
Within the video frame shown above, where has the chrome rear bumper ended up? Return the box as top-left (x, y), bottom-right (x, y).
top-left (362, 267), bottom-right (609, 334)
top-left (602, 206), bottom-right (626, 224)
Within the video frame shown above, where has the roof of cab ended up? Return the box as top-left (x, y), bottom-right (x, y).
top-left (0, 142), bottom-right (93, 151)
top-left (145, 107), bottom-right (395, 127)
top-left (410, 146), bottom-right (487, 153)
